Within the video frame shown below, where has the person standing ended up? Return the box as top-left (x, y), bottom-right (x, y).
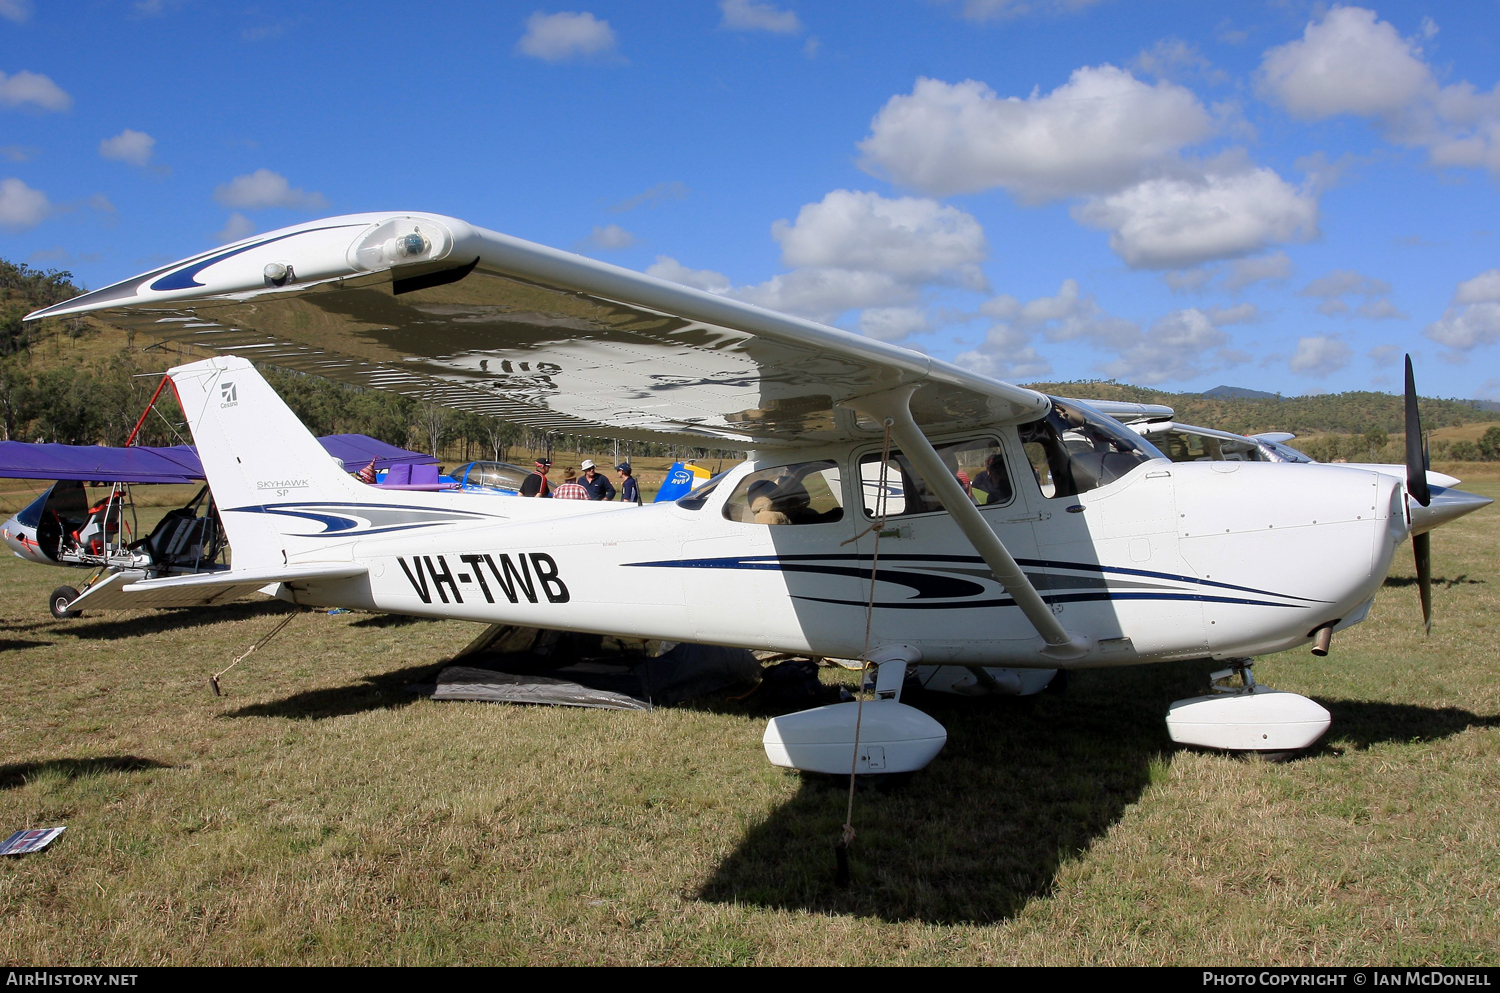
top-left (616, 463), bottom-right (641, 505)
top-left (578, 459), bottom-right (616, 501)
top-left (553, 467), bottom-right (590, 500)
top-left (520, 458), bottom-right (552, 497)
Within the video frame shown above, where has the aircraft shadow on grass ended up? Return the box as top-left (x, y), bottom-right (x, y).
top-left (1315, 698), bottom-right (1500, 751)
top-left (1383, 573), bottom-right (1486, 589)
top-left (222, 662), bottom-right (443, 721)
top-left (0, 756), bottom-right (171, 790)
top-left (61, 599), bottom-right (296, 640)
top-left (698, 661), bottom-right (1500, 926)
top-left (0, 638), bottom-right (54, 651)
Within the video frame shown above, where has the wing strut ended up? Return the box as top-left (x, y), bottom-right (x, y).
top-left (844, 387), bottom-right (1091, 662)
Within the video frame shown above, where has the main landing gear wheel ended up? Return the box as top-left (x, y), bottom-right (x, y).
top-left (49, 586), bottom-right (80, 619)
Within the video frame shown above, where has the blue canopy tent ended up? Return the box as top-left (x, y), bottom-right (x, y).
top-left (0, 435), bottom-right (434, 484)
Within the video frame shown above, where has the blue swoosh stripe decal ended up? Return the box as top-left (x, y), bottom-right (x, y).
top-left (149, 224), bottom-right (365, 291)
top-left (623, 553), bottom-right (1327, 604)
top-left (792, 591), bottom-right (1309, 611)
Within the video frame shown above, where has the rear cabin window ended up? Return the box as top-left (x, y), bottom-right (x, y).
top-left (722, 461), bottom-right (844, 525)
top-left (857, 437), bottom-right (1011, 518)
top-left (1019, 401), bottom-right (1159, 498)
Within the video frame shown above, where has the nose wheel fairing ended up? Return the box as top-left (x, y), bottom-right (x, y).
top-left (1166, 661), bottom-right (1330, 754)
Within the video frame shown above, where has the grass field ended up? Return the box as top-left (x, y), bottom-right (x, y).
top-left (0, 485), bottom-right (1494, 965)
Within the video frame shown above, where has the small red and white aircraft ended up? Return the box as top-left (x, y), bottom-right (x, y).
top-left (26, 212), bottom-right (1491, 773)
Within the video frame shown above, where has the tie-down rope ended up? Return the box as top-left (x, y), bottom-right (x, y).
top-left (209, 607), bottom-right (304, 696)
top-left (834, 417), bottom-right (894, 883)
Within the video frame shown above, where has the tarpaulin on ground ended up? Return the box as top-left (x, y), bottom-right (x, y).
top-left (414, 633), bottom-right (763, 711)
top-left (0, 435), bottom-right (435, 483)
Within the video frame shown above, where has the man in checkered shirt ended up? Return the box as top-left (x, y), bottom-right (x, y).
top-left (553, 466), bottom-right (591, 500)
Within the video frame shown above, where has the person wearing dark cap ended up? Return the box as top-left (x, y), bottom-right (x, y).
top-left (578, 458), bottom-right (616, 501)
top-left (616, 463), bottom-right (641, 505)
top-left (521, 458), bottom-right (552, 498)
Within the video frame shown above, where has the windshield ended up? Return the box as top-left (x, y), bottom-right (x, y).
top-left (1019, 399), bottom-right (1164, 498)
top-left (675, 470), bottom-right (732, 510)
top-left (1262, 440), bottom-right (1314, 463)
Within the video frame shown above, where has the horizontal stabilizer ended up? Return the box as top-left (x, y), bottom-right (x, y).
top-left (120, 563), bottom-right (366, 608)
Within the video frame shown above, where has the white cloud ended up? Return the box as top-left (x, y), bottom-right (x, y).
top-left (516, 11), bottom-right (618, 62)
top-left (858, 307), bottom-right (929, 342)
top-left (1165, 251), bottom-right (1294, 294)
top-left (719, 0), bottom-right (800, 34)
top-left (99, 129), bottom-right (156, 167)
top-left (215, 212), bottom-right (256, 244)
top-left (773, 189), bottom-right (987, 286)
top-left (0, 145), bottom-right (32, 162)
top-left (964, 283), bottom-right (1254, 384)
top-left (955, 324), bottom-right (1054, 380)
top-left (586, 223), bottom-right (636, 250)
top-left (857, 68), bottom-right (1212, 201)
top-left (1207, 302), bottom-right (1261, 325)
top-left (945, 0), bottom-right (1102, 23)
top-left (610, 180), bottom-right (688, 213)
top-left (0, 70), bottom-right (72, 112)
top-left (654, 190), bottom-right (986, 336)
top-left (1072, 157), bottom-right (1318, 269)
top-left (1133, 39), bottom-right (1227, 85)
top-left (1355, 298), bottom-right (1407, 320)
top-left (0, 0), bottom-right (32, 23)
top-left (1454, 268), bottom-right (1500, 304)
top-left (1369, 344), bottom-right (1402, 367)
top-left (1289, 335), bottom-right (1354, 377)
top-left (1299, 268), bottom-right (1405, 319)
top-left (961, 279), bottom-right (1127, 381)
top-left (1102, 308), bottom-right (1243, 384)
top-left (1259, 7), bottom-right (1500, 178)
top-left (731, 268), bottom-right (914, 325)
top-left (722, 190), bottom-right (985, 326)
top-left (1425, 268), bottom-right (1500, 352)
top-left (213, 169), bottom-right (327, 210)
top-left (1258, 7), bottom-right (1431, 120)
top-left (1224, 251), bottom-right (1293, 291)
top-left (645, 256), bottom-right (731, 294)
top-left (0, 176), bottom-right (48, 230)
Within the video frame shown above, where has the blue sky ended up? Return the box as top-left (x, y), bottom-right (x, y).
top-left (2, 0), bottom-right (1498, 398)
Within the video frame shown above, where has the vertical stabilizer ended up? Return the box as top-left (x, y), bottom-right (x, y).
top-left (169, 355), bottom-right (365, 569)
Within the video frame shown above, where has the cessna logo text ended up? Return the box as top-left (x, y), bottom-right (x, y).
top-left (399, 553), bottom-right (569, 605)
top-left (257, 479), bottom-right (309, 491)
top-left (220, 382), bottom-right (238, 408)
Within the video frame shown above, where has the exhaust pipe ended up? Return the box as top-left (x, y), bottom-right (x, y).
top-left (1310, 624), bottom-right (1334, 657)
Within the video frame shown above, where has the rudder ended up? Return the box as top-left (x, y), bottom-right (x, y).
top-left (169, 356), bottom-right (366, 570)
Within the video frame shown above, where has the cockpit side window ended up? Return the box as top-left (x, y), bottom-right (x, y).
top-left (721, 461), bottom-right (844, 525)
top-left (857, 437), bottom-right (1012, 518)
top-left (1019, 401), bottom-right (1159, 498)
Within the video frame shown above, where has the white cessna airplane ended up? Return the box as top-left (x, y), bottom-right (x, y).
top-left (26, 212), bottom-right (1487, 774)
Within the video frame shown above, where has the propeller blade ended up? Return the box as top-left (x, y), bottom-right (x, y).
top-left (1414, 530), bottom-right (1432, 636)
top-left (1404, 355), bottom-right (1431, 508)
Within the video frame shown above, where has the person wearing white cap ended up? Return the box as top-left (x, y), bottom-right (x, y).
top-left (578, 458), bottom-right (616, 501)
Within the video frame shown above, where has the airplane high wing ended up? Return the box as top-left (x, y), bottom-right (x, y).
top-left (27, 213), bottom-right (1048, 449)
